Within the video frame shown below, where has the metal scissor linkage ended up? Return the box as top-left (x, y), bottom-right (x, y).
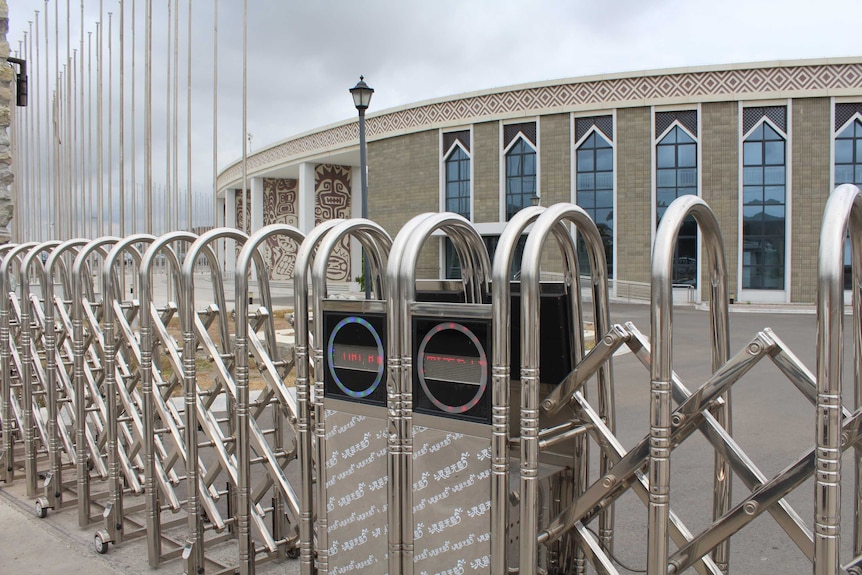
top-left (533, 313), bottom-right (854, 574)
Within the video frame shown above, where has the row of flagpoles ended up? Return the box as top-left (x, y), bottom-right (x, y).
top-left (9, 0), bottom-right (250, 243)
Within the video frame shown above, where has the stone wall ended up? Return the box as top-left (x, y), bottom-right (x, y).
top-left (0, 0), bottom-right (12, 243)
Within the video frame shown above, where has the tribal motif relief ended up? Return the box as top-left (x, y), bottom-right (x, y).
top-left (235, 190), bottom-right (251, 256)
top-left (315, 165), bottom-right (352, 281)
top-left (262, 178), bottom-right (299, 280)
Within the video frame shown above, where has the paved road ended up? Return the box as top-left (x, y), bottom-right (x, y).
top-left (0, 303), bottom-right (854, 574)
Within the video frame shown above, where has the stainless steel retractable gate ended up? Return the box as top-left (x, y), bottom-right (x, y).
top-left (390, 212), bottom-right (496, 575)
top-left (139, 231), bottom-right (210, 568)
top-left (0, 242), bottom-right (37, 487)
top-left (70, 237), bottom-right (124, 527)
top-left (13, 242), bottom-right (61, 500)
top-left (17, 241), bottom-right (61, 505)
top-left (234, 223), bottom-right (308, 574)
top-left (292, 217), bottom-right (342, 575)
top-left (92, 234), bottom-right (160, 553)
top-left (6, 185), bottom-right (862, 575)
top-left (177, 227), bottom-right (247, 575)
top-left (501, 203), bottom-right (610, 575)
top-left (306, 218), bottom-right (392, 575)
top-left (34, 239), bottom-right (91, 517)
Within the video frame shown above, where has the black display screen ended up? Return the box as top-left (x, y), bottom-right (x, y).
top-left (412, 317), bottom-right (492, 424)
top-left (323, 312), bottom-right (387, 406)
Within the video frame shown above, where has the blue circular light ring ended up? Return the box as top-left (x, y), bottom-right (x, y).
top-left (417, 322), bottom-right (488, 414)
top-left (327, 316), bottom-right (384, 398)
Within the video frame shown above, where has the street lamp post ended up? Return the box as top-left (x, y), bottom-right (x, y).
top-left (350, 76), bottom-right (374, 298)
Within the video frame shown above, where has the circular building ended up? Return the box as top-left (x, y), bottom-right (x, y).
top-left (217, 57), bottom-right (862, 304)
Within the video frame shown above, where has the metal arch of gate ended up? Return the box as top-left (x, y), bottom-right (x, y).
top-left (34, 238), bottom-right (92, 517)
top-left (138, 230), bottom-right (212, 568)
top-left (291, 217), bottom-right (343, 575)
top-left (176, 227), bottom-right (247, 575)
top-left (92, 234), bottom-right (159, 552)
top-left (389, 212), bottom-right (493, 575)
top-left (14, 241), bottom-right (61, 499)
top-left (507, 202), bottom-right (615, 575)
top-left (180, 226), bottom-right (307, 574)
top-left (815, 183), bottom-right (862, 575)
top-left (0, 242), bottom-right (37, 486)
top-left (309, 218), bottom-right (392, 575)
top-left (70, 236), bottom-right (123, 527)
top-left (233, 223), bottom-right (308, 574)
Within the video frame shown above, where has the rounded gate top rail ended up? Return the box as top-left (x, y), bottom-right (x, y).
top-left (180, 227), bottom-right (249, 344)
top-left (20, 240), bottom-right (62, 294)
top-left (311, 218), bottom-right (392, 302)
top-left (139, 231), bottom-right (200, 311)
top-left (102, 234), bottom-right (157, 304)
top-left (235, 223), bottom-right (306, 359)
top-left (491, 205), bottom-right (544, 368)
top-left (391, 211), bottom-right (491, 306)
top-left (814, 183), bottom-right (862, 575)
top-left (71, 237), bottom-right (122, 309)
top-left (45, 239), bottom-right (91, 299)
top-left (651, 195), bottom-right (729, 379)
top-left (0, 242), bottom-right (38, 295)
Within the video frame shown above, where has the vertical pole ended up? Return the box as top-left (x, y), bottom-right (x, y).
top-left (97, 11), bottom-right (103, 237)
top-left (359, 107), bottom-right (369, 299)
top-left (172, 0), bottom-right (178, 234)
top-left (65, 0), bottom-right (71, 240)
top-left (120, 0), bottom-right (126, 248)
top-left (186, 0), bottom-right (192, 231)
top-left (108, 12), bottom-right (113, 236)
top-left (131, 0), bottom-right (137, 235)
top-left (145, 0), bottom-right (152, 235)
top-left (87, 31), bottom-right (92, 238)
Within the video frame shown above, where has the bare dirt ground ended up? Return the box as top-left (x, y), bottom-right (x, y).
top-left (160, 307), bottom-right (297, 391)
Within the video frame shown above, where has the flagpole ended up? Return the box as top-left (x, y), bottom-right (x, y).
top-left (144, 0), bottom-right (152, 234)
top-left (119, 0), bottom-right (126, 244)
top-left (186, 0), bottom-right (192, 231)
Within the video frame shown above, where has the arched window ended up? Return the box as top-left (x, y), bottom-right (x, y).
top-left (656, 125), bottom-right (698, 285)
top-left (835, 117), bottom-right (862, 290)
top-left (445, 145), bottom-right (471, 218)
top-left (742, 122), bottom-right (786, 290)
top-left (505, 138), bottom-right (537, 221)
top-left (576, 131), bottom-right (614, 278)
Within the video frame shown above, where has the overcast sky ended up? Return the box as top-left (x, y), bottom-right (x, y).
top-left (7, 0), bottom-right (862, 219)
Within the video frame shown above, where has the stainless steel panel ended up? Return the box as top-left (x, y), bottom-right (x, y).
top-left (412, 426), bottom-right (492, 574)
top-left (324, 407), bottom-right (390, 574)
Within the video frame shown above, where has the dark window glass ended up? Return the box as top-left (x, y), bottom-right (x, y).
top-left (444, 237), bottom-right (461, 279)
top-left (656, 125), bottom-right (698, 285)
top-left (576, 130), bottom-right (614, 278)
top-left (483, 235), bottom-right (526, 279)
top-left (835, 118), bottom-right (862, 289)
top-left (505, 138), bottom-right (537, 220)
top-left (445, 145), bottom-right (471, 219)
top-left (742, 121), bottom-right (786, 290)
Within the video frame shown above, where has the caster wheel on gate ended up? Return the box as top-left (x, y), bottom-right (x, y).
top-left (94, 531), bottom-right (110, 554)
top-left (34, 498), bottom-right (48, 519)
top-left (287, 547), bottom-right (300, 559)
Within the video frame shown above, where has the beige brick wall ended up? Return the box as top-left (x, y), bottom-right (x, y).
top-left (473, 121), bottom-right (499, 223)
top-left (539, 114), bottom-right (571, 205)
top-left (369, 130), bottom-right (440, 278)
top-left (616, 107), bottom-right (652, 284)
top-left (791, 97), bottom-right (831, 303)
top-left (701, 102), bottom-right (739, 300)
